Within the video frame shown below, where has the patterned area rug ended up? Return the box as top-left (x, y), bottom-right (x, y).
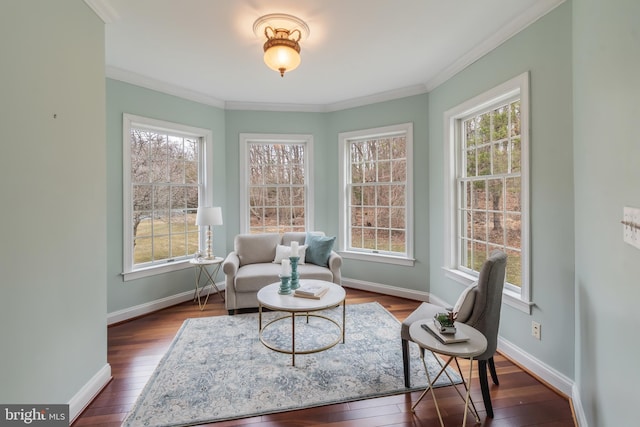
top-left (122, 302), bottom-right (460, 427)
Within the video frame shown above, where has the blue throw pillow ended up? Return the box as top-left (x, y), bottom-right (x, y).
top-left (304, 233), bottom-right (336, 267)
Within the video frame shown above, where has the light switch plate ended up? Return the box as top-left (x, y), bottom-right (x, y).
top-left (623, 207), bottom-right (640, 249)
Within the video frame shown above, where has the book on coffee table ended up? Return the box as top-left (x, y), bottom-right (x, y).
top-left (421, 321), bottom-right (469, 344)
top-left (294, 283), bottom-right (329, 299)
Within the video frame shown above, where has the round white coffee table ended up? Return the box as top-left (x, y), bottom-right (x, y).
top-left (257, 280), bottom-right (346, 366)
top-left (409, 320), bottom-right (488, 426)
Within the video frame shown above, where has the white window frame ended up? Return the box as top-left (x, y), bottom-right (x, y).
top-left (338, 123), bottom-right (414, 266)
top-left (239, 133), bottom-right (314, 234)
top-left (443, 72), bottom-right (532, 313)
top-left (122, 114), bottom-right (213, 281)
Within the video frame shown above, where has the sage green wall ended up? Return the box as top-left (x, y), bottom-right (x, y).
top-left (573, 0), bottom-right (640, 425)
top-left (0, 0), bottom-right (108, 405)
top-left (428, 2), bottom-right (575, 377)
top-left (223, 110), bottom-right (329, 245)
top-left (106, 79), bottom-right (227, 313)
top-left (326, 95), bottom-right (430, 291)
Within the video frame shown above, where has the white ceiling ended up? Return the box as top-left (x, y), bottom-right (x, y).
top-left (89, 0), bottom-right (564, 111)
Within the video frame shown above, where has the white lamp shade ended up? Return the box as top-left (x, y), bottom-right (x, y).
top-left (196, 207), bottom-right (223, 226)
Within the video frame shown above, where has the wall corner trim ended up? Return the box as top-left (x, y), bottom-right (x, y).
top-left (69, 363), bottom-right (112, 423)
top-left (83, 0), bottom-right (119, 23)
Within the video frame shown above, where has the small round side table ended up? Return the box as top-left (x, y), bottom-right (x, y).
top-left (409, 320), bottom-right (488, 426)
top-left (189, 257), bottom-right (224, 310)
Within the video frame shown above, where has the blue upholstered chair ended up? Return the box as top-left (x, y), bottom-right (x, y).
top-left (401, 250), bottom-right (507, 418)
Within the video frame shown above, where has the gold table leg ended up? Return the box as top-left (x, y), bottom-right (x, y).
top-left (462, 357), bottom-right (475, 427)
top-left (193, 263), bottom-right (223, 310)
top-left (453, 358), bottom-right (481, 423)
top-left (291, 311), bottom-right (296, 366)
top-left (411, 351), bottom-right (448, 427)
top-left (258, 303), bottom-right (345, 366)
top-left (342, 300), bottom-right (346, 343)
top-left (411, 353), bottom-right (480, 426)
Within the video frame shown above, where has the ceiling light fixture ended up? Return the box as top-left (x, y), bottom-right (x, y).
top-left (253, 13), bottom-right (310, 77)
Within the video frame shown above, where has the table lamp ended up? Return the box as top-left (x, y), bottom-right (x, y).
top-left (195, 206), bottom-right (223, 259)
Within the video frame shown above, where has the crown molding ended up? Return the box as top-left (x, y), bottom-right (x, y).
top-left (107, 65), bottom-right (427, 113)
top-left (324, 84), bottom-right (428, 112)
top-left (104, 0), bottom-right (564, 112)
top-left (83, 0), bottom-right (119, 23)
top-left (224, 101), bottom-right (326, 113)
top-left (225, 84), bottom-right (428, 113)
top-left (425, 0), bottom-right (566, 91)
top-left (106, 66), bottom-right (227, 109)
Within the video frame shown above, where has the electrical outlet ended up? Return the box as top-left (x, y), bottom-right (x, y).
top-left (532, 321), bottom-right (541, 340)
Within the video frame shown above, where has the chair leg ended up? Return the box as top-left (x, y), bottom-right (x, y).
top-left (402, 338), bottom-right (411, 388)
top-left (488, 356), bottom-right (499, 385)
top-left (478, 359), bottom-right (494, 418)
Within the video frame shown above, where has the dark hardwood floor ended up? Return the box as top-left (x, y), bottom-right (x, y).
top-left (74, 288), bottom-right (576, 426)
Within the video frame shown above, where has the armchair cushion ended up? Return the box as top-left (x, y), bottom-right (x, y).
top-left (305, 233), bottom-right (336, 267)
top-left (453, 282), bottom-right (477, 323)
top-left (234, 263), bottom-right (282, 293)
top-left (235, 233), bottom-right (280, 266)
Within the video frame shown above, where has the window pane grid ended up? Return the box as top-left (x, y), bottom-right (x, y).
top-left (131, 129), bottom-right (200, 266)
top-left (458, 99), bottom-right (522, 287)
top-left (347, 135), bottom-right (407, 255)
top-left (247, 143), bottom-right (306, 234)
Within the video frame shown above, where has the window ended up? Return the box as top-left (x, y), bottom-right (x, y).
top-left (444, 72), bottom-right (531, 312)
top-left (239, 134), bottom-right (313, 234)
top-left (123, 114), bottom-right (212, 280)
top-left (339, 123), bottom-right (414, 266)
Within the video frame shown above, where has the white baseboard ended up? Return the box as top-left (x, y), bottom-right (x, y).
top-left (69, 363), bottom-right (112, 424)
top-left (342, 277), bottom-right (430, 302)
top-left (498, 337), bottom-right (586, 425)
top-left (497, 337), bottom-right (573, 396)
top-left (572, 383), bottom-right (588, 427)
top-left (107, 283), bottom-right (225, 325)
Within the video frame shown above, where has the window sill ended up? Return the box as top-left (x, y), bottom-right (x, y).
top-left (443, 267), bottom-right (477, 286)
top-left (502, 288), bottom-right (533, 314)
top-left (340, 251), bottom-right (415, 266)
top-left (442, 267), bottom-right (533, 314)
top-left (122, 259), bottom-right (192, 281)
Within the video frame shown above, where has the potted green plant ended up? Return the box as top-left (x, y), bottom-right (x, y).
top-left (434, 312), bottom-right (456, 334)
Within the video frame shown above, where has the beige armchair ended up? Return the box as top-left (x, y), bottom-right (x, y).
top-left (223, 232), bottom-right (342, 315)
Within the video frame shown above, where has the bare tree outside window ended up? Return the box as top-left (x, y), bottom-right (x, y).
top-left (347, 135), bottom-right (407, 254)
top-left (460, 100), bottom-right (522, 286)
top-left (247, 143), bottom-right (306, 234)
top-left (130, 129), bottom-right (200, 265)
